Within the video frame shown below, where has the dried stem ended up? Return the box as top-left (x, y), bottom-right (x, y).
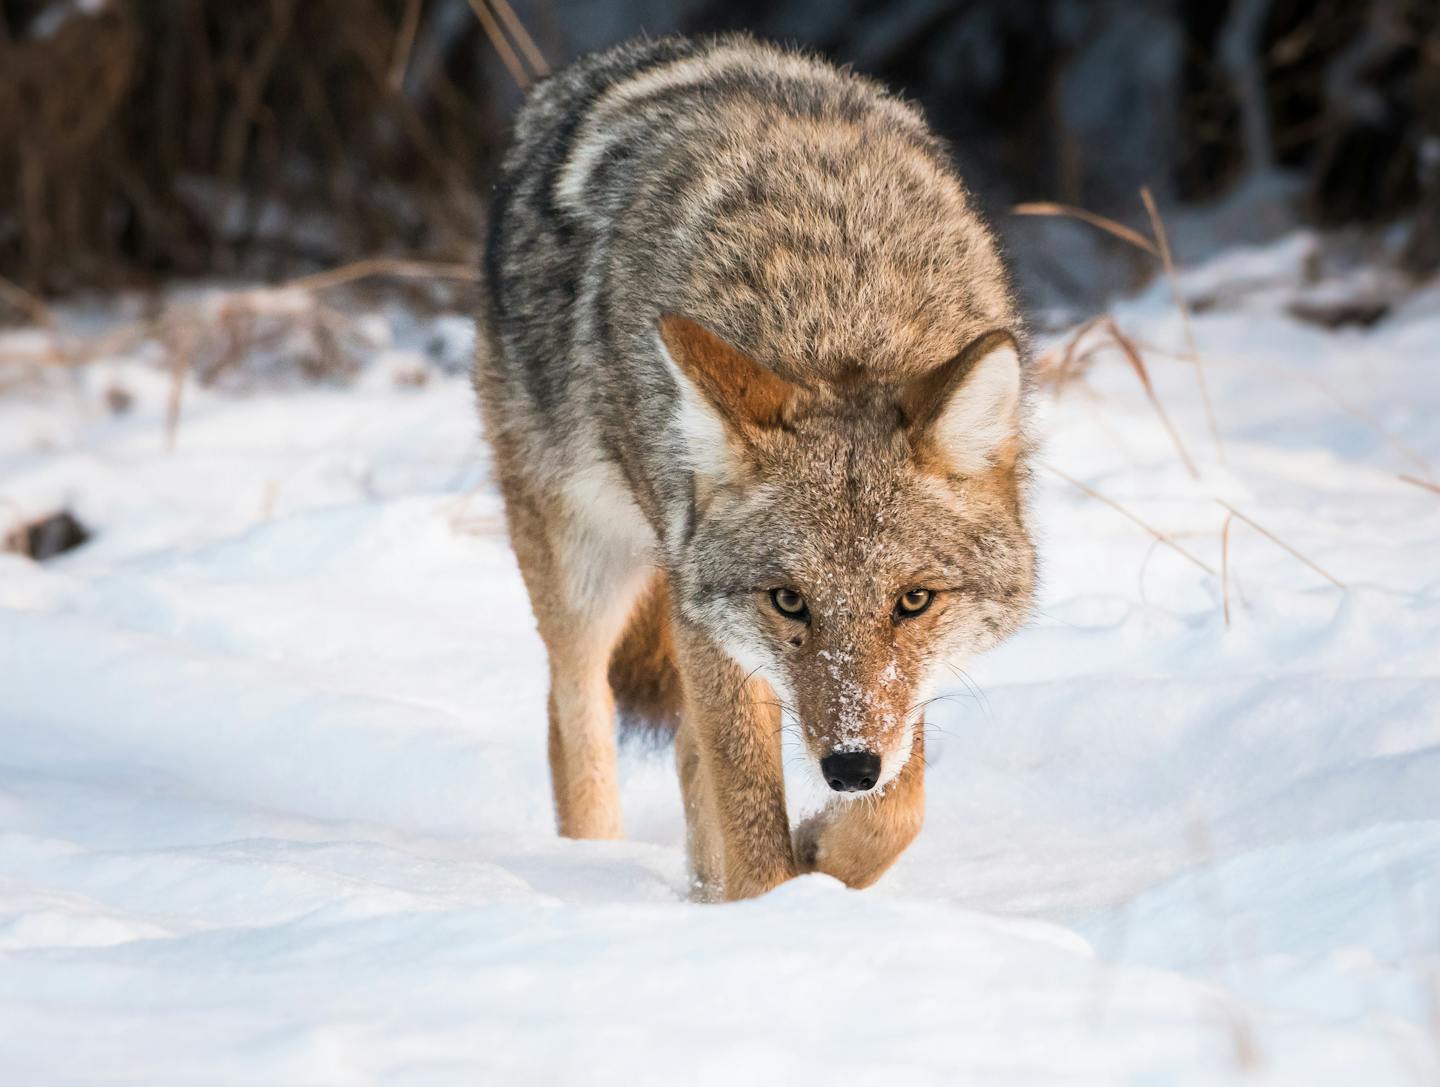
top-left (487, 0), bottom-right (549, 78)
top-left (1041, 461), bottom-right (1217, 577)
top-left (1036, 314), bottom-right (1106, 391)
top-left (465, 0), bottom-right (531, 89)
top-left (1220, 513), bottom-right (1233, 628)
top-left (1012, 202), bottom-right (1160, 256)
top-left (387, 0), bottom-right (425, 91)
top-left (1105, 318), bottom-right (1200, 479)
top-left (282, 257), bottom-right (479, 293)
top-left (1129, 336), bottom-right (1433, 479)
top-left (1141, 185), bottom-right (1223, 462)
top-left (1399, 474), bottom-right (1440, 497)
top-left (1215, 500), bottom-right (1345, 589)
top-left (164, 324), bottom-right (195, 453)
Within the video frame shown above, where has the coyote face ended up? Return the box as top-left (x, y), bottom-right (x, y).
top-left (662, 317), bottom-right (1035, 796)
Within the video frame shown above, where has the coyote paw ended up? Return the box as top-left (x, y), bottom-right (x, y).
top-left (792, 815), bottom-right (825, 872)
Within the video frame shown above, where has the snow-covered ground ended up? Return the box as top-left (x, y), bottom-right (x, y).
top-left (2, 237), bottom-right (1438, 1084)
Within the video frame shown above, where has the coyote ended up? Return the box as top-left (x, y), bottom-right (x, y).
top-left (477, 34), bottom-right (1035, 900)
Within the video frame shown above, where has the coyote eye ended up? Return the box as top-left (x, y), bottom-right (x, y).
top-left (770, 587), bottom-right (809, 621)
top-left (894, 588), bottom-right (933, 619)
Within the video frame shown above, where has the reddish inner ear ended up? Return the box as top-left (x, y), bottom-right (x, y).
top-left (659, 313), bottom-right (799, 433)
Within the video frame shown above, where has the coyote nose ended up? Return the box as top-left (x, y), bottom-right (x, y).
top-left (821, 751), bottom-right (880, 792)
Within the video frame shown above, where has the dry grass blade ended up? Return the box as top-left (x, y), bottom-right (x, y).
top-left (1215, 500), bottom-right (1345, 589)
top-left (1041, 460), bottom-right (1217, 577)
top-left (1128, 336), bottom-right (1433, 479)
top-left (465, 0), bottom-right (530, 89)
top-left (387, 0), bottom-right (425, 90)
top-left (1105, 318), bottom-right (1200, 479)
top-left (1399, 474), bottom-right (1440, 497)
top-left (282, 257), bottom-right (479, 293)
top-left (1220, 513), bottom-right (1233, 628)
top-left (1140, 185), bottom-right (1223, 462)
top-left (1036, 314), bottom-right (1106, 392)
top-left (487, 0), bottom-right (549, 78)
top-left (164, 324), bottom-right (196, 454)
top-left (1012, 202), bottom-right (1160, 257)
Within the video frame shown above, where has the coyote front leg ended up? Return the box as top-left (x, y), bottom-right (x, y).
top-left (794, 728), bottom-right (925, 889)
top-left (544, 639), bottom-right (625, 839)
top-left (675, 624), bottom-right (795, 900)
top-left (674, 717), bottom-right (723, 900)
top-left (492, 466), bottom-right (641, 841)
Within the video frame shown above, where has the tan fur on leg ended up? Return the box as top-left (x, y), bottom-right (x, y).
top-left (794, 728), bottom-right (925, 888)
top-left (486, 429), bottom-right (643, 841)
top-left (674, 624), bottom-right (795, 900)
top-left (546, 647), bottom-right (624, 839)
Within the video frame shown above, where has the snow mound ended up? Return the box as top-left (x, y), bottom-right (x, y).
top-left (2, 245), bottom-right (1439, 1083)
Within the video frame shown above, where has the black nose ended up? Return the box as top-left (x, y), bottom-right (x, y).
top-left (820, 751), bottom-right (880, 792)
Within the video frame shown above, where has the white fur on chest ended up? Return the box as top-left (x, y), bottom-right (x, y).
top-left (559, 461), bottom-right (657, 620)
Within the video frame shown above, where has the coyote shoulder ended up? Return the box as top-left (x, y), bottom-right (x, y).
top-left (477, 33), bottom-right (1035, 900)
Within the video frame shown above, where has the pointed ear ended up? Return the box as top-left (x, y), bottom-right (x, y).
top-left (900, 329), bottom-right (1022, 474)
top-left (657, 313), bottom-right (802, 438)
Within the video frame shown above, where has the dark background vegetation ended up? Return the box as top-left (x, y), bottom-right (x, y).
top-left (1, 0), bottom-right (1437, 315)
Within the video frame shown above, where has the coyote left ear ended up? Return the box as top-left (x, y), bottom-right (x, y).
top-left (900, 329), bottom-right (1022, 473)
top-left (657, 313), bottom-right (801, 437)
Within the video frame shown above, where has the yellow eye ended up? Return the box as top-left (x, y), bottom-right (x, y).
top-left (770, 587), bottom-right (809, 619)
top-left (895, 588), bottom-right (933, 618)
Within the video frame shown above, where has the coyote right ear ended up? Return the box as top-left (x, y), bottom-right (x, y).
top-left (657, 313), bottom-right (802, 439)
top-left (900, 329), bottom-right (1022, 474)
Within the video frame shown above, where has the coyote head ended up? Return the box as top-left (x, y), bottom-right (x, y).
top-left (658, 314), bottom-right (1036, 795)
